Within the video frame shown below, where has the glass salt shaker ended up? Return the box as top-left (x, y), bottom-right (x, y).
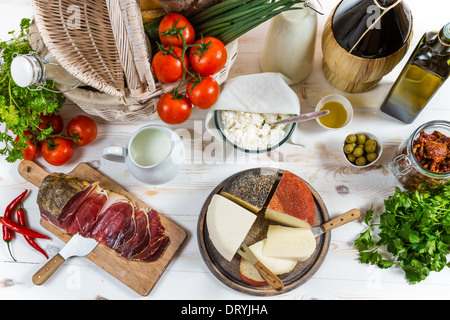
top-left (10, 51), bottom-right (81, 92)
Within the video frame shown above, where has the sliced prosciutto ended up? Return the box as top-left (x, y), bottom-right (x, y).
top-left (88, 192), bottom-right (136, 249)
top-left (116, 207), bottom-right (151, 259)
top-left (133, 209), bottom-right (170, 262)
top-left (66, 185), bottom-right (108, 237)
top-left (36, 173), bottom-right (170, 263)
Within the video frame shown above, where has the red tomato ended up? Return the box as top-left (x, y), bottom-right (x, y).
top-left (157, 92), bottom-right (192, 125)
top-left (14, 131), bottom-right (40, 160)
top-left (67, 115), bottom-right (98, 146)
top-left (152, 46), bottom-right (189, 84)
top-left (189, 37), bottom-right (227, 76)
top-left (186, 76), bottom-right (220, 110)
top-left (159, 13), bottom-right (195, 47)
top-left (42, 137), bottom-right (74, 166)
top-left (39, 113), bottom-right (64, 134)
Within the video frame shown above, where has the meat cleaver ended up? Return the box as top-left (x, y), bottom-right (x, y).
top-left (32, 234), bottom-right (99, 285)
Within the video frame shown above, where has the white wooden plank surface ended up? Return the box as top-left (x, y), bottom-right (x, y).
top-left (0, 0), bottom-right (449, 300)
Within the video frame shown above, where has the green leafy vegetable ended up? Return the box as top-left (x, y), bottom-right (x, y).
top-left (355, 183), bottom-right (450, 284)
top-left (0, 18), bottom-right (66, 162)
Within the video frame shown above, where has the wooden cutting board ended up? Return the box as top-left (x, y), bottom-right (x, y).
top-left (18, 160), bottom-right (187, 296)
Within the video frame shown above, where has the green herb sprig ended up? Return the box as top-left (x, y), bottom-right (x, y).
top-left (355, 183), bottom-right (450, 284)
top-left (0, 18), bottom-right (66, 163)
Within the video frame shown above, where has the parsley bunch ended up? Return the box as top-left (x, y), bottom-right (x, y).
top-left (0, 18), bottom-right (66, 162)
top-left (355, 183), bottom-right (450, 284)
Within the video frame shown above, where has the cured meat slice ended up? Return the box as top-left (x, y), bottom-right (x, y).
top-left (116, 207), bottom-right (151, 259)
top-left (133, 209), bottom-right (170, 262)
top-left (37, 173), bottom-right (96, 229)
top-left (88, 192), bottom-right (136, 249)
top-left (66, 186), bottom-right (108, 237)
top-left (36, 172), bottom-right (171, 263)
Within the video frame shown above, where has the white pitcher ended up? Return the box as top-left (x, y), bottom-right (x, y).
top-left (103, 126), bottom-right (184, 185)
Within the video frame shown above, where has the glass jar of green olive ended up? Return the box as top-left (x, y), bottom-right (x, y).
top-left (389, 120), bottom-right (450, 192)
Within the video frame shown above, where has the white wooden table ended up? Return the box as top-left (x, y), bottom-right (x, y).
top-left (0, 0), bottom-right (449, 300)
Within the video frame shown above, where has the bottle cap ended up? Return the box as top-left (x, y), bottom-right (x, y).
top-left (442, 23), bottom-right (450, 43)
top-left (10, 55), bottom-right (37, 87)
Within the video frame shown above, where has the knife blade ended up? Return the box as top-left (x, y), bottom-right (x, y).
top-left (271, 110), bottom-right (330, 126)
top-left (237, 243), bottom-right (284, 291)
top-left (310, 208), bottom-right (361, 238)
top-left (32, 234), bottom-right (99, 286)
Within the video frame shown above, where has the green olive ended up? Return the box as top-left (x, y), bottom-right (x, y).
top-left (365, 144), bottom-right (376, 153)
top-left (345, 134), bottom-right (357, 144)
top-left (347, 154), bottom-right (356, 163)
top-left (352, 142), bottom-right (357, 148)
top-left (352, 147), bottom-right (364, 158)
top-left (366, 152), bottom-right (378, 162)
top-left (356, 133), bottom-right (366, 145)
top-left (356, 157), bottom-right (367, 166)
top-left (344, 144), bottom-right (355, 154)
top-left (365, 139), bottom-right (377, 147)
top-left (358, 144), bottom-right (365, 149)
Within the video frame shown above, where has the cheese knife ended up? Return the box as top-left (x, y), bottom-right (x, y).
top-left (237, 243), bottom-right (284, 291)
top-left (270, 110), bottom-right (330, 126)
top-left (310, 208), bottom-right (361, 238)
top-left (32, 233), bottom-right (99, 285)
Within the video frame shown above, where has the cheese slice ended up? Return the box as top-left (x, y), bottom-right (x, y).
top-left (263, 225), bottom-right (316, 261)
top-left (206, 194), bottom-right (257, 262)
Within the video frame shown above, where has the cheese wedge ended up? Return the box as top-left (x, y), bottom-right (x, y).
top-left (265, 171), bottom-right (316, 228)
top-left (206, 194), bottom-right (257, 262)
top-left (263, 225), bottom-right (316, 261)
top-left (239, 240), bottom-right (297, 286)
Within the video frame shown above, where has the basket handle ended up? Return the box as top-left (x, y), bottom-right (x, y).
top-left (106, 0), bottom-right (157, 101)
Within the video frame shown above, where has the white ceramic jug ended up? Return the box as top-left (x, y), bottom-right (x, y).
top-left (103, 125), bottom-right (184, 185)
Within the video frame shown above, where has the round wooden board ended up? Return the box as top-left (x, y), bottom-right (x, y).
top-left (197, 168), bottom-right (331, 296)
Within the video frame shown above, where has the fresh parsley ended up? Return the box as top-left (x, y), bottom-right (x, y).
top-left (0, 18), bottom-right (66, 162)
top-left (355, 183), bottom-right (450, 284)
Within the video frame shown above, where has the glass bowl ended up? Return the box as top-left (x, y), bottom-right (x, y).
top-left (214, 110), bottom-right (297, 154)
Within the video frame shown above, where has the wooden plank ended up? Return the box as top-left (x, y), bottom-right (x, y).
top-left (17, 160), bottom-right (187, 296)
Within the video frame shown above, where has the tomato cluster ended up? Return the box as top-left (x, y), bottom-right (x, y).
top-left (15, 114), bottom-right (98, 166)
top-left (151, 13), bottom-right (227, 125)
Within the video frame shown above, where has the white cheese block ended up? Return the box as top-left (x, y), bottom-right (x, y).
top-left (263, 225), bottom-right (316, 261)
top-left (241, 240), bottom-right (297, 278)
top-left (206, 194), bottom-right (257, 262)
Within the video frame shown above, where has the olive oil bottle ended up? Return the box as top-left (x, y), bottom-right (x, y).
top-left (380, 23), bottom-right (450, 123)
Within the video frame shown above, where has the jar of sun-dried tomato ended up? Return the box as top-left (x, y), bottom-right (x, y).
top-left (389, 120), bottom-right (450, 192)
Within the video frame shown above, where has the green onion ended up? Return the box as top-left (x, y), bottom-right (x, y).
top-left (191, 0), bottom-right (305, 45)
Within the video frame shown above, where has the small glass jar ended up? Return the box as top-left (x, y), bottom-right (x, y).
top-left (10, 51), bottom-right (81, 92)
top-left (389, 120), bottom-right (450, 192)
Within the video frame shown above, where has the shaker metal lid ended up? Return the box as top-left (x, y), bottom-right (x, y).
top-left (10, 55), bottom-right (35, 88)
top-left (442, 22), bottom-right (450, 43)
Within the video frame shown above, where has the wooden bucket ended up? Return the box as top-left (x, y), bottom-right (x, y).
top-left (321, 4), bottom-right (413, 93)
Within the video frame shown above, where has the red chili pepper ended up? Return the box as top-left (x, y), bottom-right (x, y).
top-left (2, 190), bottom-right (28, 261)
top-left (0, 217), bottom-right (50, 240)
top-left (16, 203), bottom-right (48, 259)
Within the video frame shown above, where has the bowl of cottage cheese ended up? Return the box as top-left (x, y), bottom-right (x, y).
top-left (214, 110), bottom-right (296, 153)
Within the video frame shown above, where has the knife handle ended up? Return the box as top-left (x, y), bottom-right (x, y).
top-left (321, 208), bottom-right (361, 233)
top-left (32, 253), bottom-right (66, 286)
top-left (254, 261), bottom-right (284, 291)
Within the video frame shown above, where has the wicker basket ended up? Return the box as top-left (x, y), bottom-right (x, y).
top-left (31, 0), bottom-right (238, 121)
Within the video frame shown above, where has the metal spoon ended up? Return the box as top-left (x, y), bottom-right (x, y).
top-left (270, 110), bottom-right (330, 126)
